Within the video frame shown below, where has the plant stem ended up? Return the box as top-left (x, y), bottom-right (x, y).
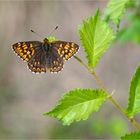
top-left (74, 55), bottom-right (140, 130)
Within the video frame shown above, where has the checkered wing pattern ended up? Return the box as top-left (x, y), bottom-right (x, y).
top-left (27, 48), bottom-right (63, 73)
top-left (51, 41), bottom-right (79, 61)
top-left (12, 40), bottom-right (79, 73)
top-left (27, 49), bottom-right (47, 73)
top-left (12, 41), bottom-right (42, 62)
top-left (46, 51), bottom-right (63, 73)
top-left (12, 41), bottom-right (47, 73)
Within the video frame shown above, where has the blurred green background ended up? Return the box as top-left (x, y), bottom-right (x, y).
top-left (0, 0), bottom-right (140, 139)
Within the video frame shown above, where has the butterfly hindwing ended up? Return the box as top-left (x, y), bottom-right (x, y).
top-left (28, 50), bottom-right (47, 73)
top-left (27, 43), bottom-right (64, 73)
top-left (12, 41), bottom-right (42, 62)
top-left (47, 50), bottom-right (63, 72)
top-left (51, 41), bottom-right (79, 61)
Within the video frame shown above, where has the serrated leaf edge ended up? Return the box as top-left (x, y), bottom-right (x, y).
top-left (121, 131), bottom-right (140, 139)
top-left (126, 64), bottom-right (140, 116)
top-left (44, 88), bottom-right (107, 125)
top-left (78, 9), bottom-right (99, 68)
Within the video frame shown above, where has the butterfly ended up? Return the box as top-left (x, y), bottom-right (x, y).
top-left (12, 38), bottom-right (79, 73)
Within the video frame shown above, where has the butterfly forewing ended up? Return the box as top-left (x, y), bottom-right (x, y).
top-left (51, 41), bottom-right (79, 61)
top-left (12, 41), bottom-right (42, 62)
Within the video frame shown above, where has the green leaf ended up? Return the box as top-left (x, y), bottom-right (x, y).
top-left (117, 17), bottom-right (140, 44)
top-left (105, 0), bottom-right (130, 24)
top-left (121, 131), bottom-right (140, 140)
top-left (126, 64), bottom-right (140, 117)
top-left (46, 36), bottom-right (57, 42)
top-left (78, 9), bottom-right (114, 68)
top-left (44, 89), bottom-right (107, 125)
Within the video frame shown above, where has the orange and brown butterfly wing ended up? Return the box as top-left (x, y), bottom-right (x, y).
top-left (12, 41), bottom-right (47, 73)
top-left (47, 50), bottom-right (64, 73)
top-left (27, 50), bottom-right (47, 73)
top-left (12, 41), bottom-right (42, 62)
top-left (51, 41), bottom-right (79, 61)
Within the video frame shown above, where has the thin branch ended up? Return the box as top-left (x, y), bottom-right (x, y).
top-left (74, 55), bottom-right (140, 130)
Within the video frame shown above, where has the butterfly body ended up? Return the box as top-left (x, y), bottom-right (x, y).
top-left (12, 38), bottom-right (79, 73)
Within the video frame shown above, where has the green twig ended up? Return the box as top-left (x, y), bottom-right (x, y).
top-left (74, 55), bottom-right (140, 131)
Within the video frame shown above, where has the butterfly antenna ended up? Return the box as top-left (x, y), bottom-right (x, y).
top-left (30, 29), bottom-right (42, 38)
top-left (49, 26), bottom-right (58, 36)
top-left (30, 26), bottom-right (58, 39)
